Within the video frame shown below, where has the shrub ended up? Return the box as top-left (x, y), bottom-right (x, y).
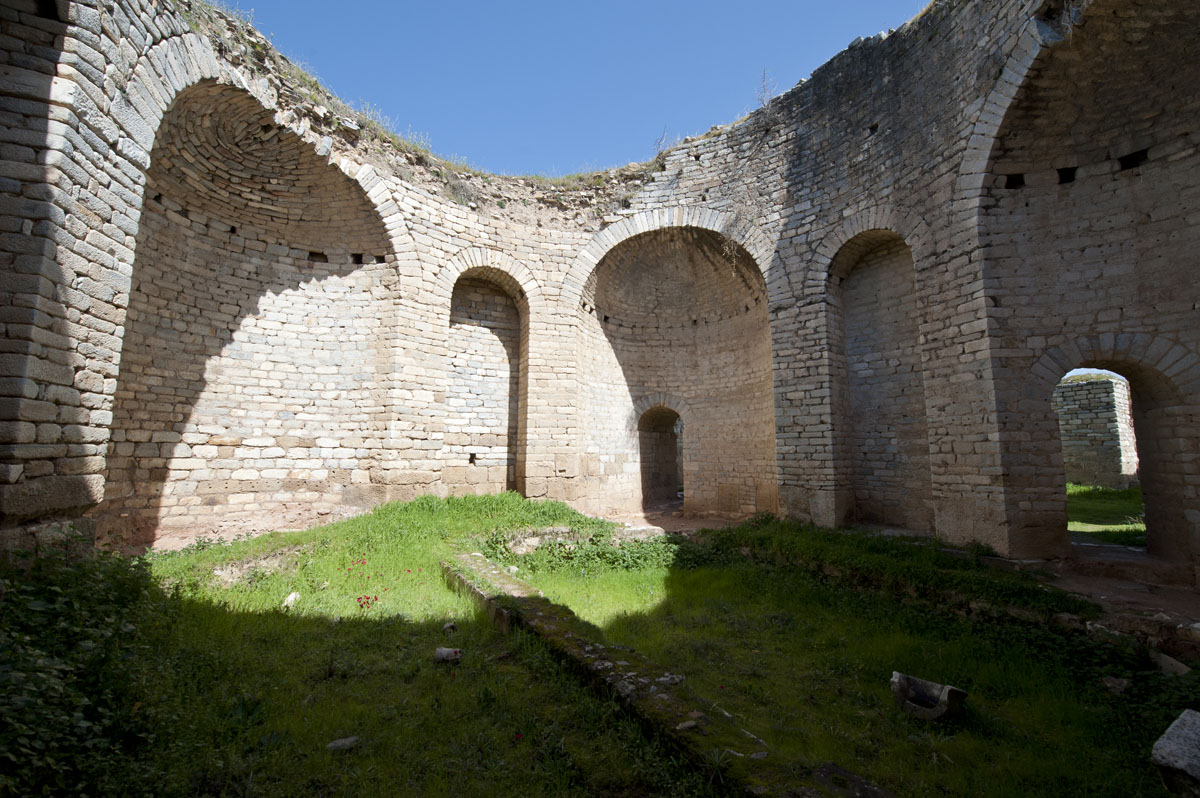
top-left (0, 543), bottom-right (163, 796)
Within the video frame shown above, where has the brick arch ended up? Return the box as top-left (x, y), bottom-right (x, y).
top-left (951, 16), bottom-right (1051, 225)
top-left (562, 208), bottom-right (775, 307)
top-left (434, 247), bottom-right (544, 320)
top-left (809, 206), bottom-right (931, 292)
top-left (116, 34), bottom-right (409, 253)
top-left (1030, 334), bottom-right (1200, 402)
top-left (629, 393), bottom-right (694, 433)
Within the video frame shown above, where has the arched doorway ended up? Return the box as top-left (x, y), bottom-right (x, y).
top-left (638, 406), bottom-right (683, 511)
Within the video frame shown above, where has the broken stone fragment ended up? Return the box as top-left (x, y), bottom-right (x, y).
top-left (282, 591), bottom-right (299, 609)
top-left (1152, 650), bottom-right (1193, 677)
top-left (1101, 676), bottom-right (1132, 695)
top-left (434, 646), bottom-right (462, 663)
top-left (326, 736), bottom-right (358, 751)
top-left (890, 672), bottom-right (967, 721)
top-left (1152, 709), bottom-right (1200, 797)
top-left (443, 621), bottom-right (457, 634)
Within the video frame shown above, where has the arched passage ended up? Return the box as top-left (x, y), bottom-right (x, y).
top-left (829, 230), bottom-right (933, 532)
top-left (444, 267), bottom-right (528, 495)
top-left (979, 0), bottom-right (1200, 570)
top-left (578, 226), bottom-right (777, 517)
top-left (91, 81), bottom-right (394, 548)
top-left (1028, 341), bottom-right (1196, 569)
top-left (638, 406), bottom-right (683, 510)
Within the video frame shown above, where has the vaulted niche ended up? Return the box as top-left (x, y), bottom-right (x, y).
top-left (829, 230), bottom-right (932, 532)
top-left (444, 270), bottom-right (528, 495)
top-left (981, 0), bottom-right (1200, 569)
top-left (579, 227), bottom-right (777, 517)
top-left (93, 81), bottom-right (394, 549)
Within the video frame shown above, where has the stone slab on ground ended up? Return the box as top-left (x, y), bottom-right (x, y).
top-left (1152, 709), bottom-right (1200, 797)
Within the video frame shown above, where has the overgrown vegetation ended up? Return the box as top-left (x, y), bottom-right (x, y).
top-left (1, 495), bottom-right (713, 797)
top-left (506, 518), bottom-right (1197, 797)
top-left (5, 496), bottom-right (1193, 796)
top-left (0, 544), bottom-right (164, 796)
top-left (1067, 483), bottom-right (1147, 546)
top-left (490, 517), bottom-right (1097, 618)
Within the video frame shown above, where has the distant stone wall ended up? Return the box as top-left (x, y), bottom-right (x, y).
top-left (1052, 379), bottom-right (1139, 490)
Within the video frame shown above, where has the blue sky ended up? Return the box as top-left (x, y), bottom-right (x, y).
top-left (222, 0), bottom-right (930, 176)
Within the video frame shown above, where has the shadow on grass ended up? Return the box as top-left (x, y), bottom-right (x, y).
top-left (512, 521), bottom-right (1200, 797)
top-left (6, 497), bottom-right (1196, 797)
top-left (0, 526), bottom-right (716, 797)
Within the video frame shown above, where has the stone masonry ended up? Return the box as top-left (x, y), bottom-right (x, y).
top-left (0, 0), bottom-right (1197, 581)
top-left (1052, 377), bottom-right (1139, 490)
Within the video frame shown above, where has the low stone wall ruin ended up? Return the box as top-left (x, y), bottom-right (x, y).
top-left (1052, 378), bottom-right (1139, 490)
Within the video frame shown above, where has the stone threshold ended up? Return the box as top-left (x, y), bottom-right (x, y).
top-left (440, 546), bottom-right (892, 798)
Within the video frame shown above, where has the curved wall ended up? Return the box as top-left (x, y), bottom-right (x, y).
top-left (981, 0), bottom-right (1200, 561)
top-left (0, 0), bottom-right (1197, 581)
top-left (92, 82), bottom-right (395, 545)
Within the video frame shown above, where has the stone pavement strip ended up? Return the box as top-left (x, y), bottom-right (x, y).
top-left (441, 546), bottom-right (892, 797)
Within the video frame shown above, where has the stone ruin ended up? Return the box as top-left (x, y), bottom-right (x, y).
top-left (1052, 375), bottom-right (1139, 490)
top-left (0, 0), bottom-right (1197, 583)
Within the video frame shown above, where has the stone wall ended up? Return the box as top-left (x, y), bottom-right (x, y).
top-left (1052, 378), bottom-right (1138, 490)
top-left (0, 0), bottom-right (1197, 581)
top-left (982, 0), bottom-right (1200, 561)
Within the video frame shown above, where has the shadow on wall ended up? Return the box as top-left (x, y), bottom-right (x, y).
top-left (828, 230), bottom-right (933, 534)
top-left (90, 81), bottom-right (394, 550)
top-left (0, 3), bottom-right (108, 525)
top-left (581, 227), bottom-right (776, 518)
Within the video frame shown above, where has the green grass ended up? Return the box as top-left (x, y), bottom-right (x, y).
top-left (508, 521), bottom-right (1198, 797)
top-left (1067, 483), bottom-right (1147, 546)
top-left (2, 495), bottom-right (714, 797)
top-left (7, 496), bottom-right (1194, 796)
